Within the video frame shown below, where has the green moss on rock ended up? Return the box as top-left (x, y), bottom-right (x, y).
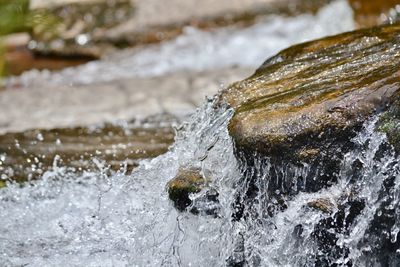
top-left (376, 98), bottom-right (400, 152)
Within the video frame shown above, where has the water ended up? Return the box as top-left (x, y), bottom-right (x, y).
top-left (4, 0), bottom-right (354, 88)
top-left (1, 95), bottom-right (400, 266)
top-left (2, 1), bottom-right (400, 266)
top-left (227, 118), bottom-right (400, 266)
top-left (0, 98), bottom-right (239, 266)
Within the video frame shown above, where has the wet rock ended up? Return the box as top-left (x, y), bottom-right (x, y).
top-left (221, 23), bottom-right (400, 162)
top-left (226, 232), bottom-right (245, 267)
top-left (167, 167), bottom-right (208, 211)
top-left (0, 124), bottom-right (174, 182)
top-left (312, 198), bottom-right (366, 265)
top-left (349, 0), bottom-right (400, 28)
top-left (190, 188), bottom-right (221, 216)
top-left (30, 0), bottom-right (135, 58)
top-left (297, 148), bottom-right (321, 161)
top-left (376, 98), bottom-right (400, 153)
top-left (27, 0), bottom-right (333, 58)
top-left (359, 175), bottom-right (400, 265)
top-left (306, 198), bottom-right (335, 213)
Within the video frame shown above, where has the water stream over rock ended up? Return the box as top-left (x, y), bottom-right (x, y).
top-left (2, 96), bottom-right (400, 266)
top-left (1, 1), bottom-right (400, 266)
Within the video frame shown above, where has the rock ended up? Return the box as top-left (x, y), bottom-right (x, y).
top-left (221, 23), bottom-right (400, 162)
top-left (297, 148), bottom-right (321, 161)
top-left (306, 198), bottom-right (335, 213)
top-left (30, 0), bottom-right (135, 58)
top-left (190, 188), bottom-right (221, 216)
top-left (376, 98), bottom-right (400, 153)
top-left (349, 0), bottom-right (400, 28)
top-left (0, 124), bottom-right (175, 182)
top-left (27, 0), bottom-right (333, 58)
top-left (311, 198), bottom-right (366, 264)
top-left (167, 167), bottom-right (208, 211)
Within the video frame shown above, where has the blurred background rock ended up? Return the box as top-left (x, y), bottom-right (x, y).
top-left (1, 0), bottom-right (399, 77)
top-left (1, 0), bottom-right (334, 76)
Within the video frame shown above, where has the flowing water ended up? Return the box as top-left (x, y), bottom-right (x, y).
top-left (1, 96), bottom-right (400, 266)
top-left (4, 0), bottom-right (354, 88)
top-left (1, 1), bottom-right (400, 266)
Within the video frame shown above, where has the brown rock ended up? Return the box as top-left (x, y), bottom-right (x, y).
top-left (349, 0), bottom-right (400, 28)
top-left (307, 198), bottom-right (335, 213)
top-left (167, 167), bottom-right (208, 211)
top-left (221, 23), bottom-right (400, 160)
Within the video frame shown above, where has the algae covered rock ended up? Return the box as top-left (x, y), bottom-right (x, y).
top-left (377, 97), bottom-right (400, 152)
top-left (167, 167), bottom-right (208, 211)
top-left (30, 0), bottom-right (135, 57)
top-left (221, 23), bottom-right (400, 161)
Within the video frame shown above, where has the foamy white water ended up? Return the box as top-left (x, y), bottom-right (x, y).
top-left (1, 97), bottom-right (400, 266)
top-left (0, 99), bottom-right (240, 266)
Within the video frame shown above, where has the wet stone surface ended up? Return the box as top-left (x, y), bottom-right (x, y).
top-left (167, 167), bottom-right (207, 211)
top-left (30, 0), bottom-right (135, 58)
top-left (167, 167), bottom-right (221, 216)
top-left (349, 0), bottom-right (400, 28)
top-left (27, 0), bottom-right (334, 58)
top-left (376, 96), bottom-right (400, 153)
top-left (0, 123), bottom-right (175, 183)
top-left (222, 23), bottom-right (400, 161)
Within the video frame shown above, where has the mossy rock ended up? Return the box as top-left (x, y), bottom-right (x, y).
top-left (30, 0), bottom-right (135, 57)
top-left (376, 97), bottom-right (400, 152)
top-left (221, 23), bottom-right (400, 161)
top-left (167, 167), bottom-right (208, 211)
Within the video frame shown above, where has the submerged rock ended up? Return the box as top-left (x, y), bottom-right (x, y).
top-left (222, 23), bottom-right (400, 162)
top-left (306, 198), bottom-right (335, 213)
top-left (167, 167), bottom-right (221, 215)
top-left (167, 167), bottom-right (208, 211)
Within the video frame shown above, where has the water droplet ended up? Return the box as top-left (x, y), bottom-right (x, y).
top-left (75, 34), bottom-right (90, 46)
top-left (37, 133), bottom-right (44, 141)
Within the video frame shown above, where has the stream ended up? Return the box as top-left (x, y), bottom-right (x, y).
top-left (1, 1), bottom-right (399, 266)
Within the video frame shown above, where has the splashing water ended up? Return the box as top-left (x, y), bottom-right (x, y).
top-left (0, 98), bottom-right (240, 266)
top-left (1, 92), bottom-right (400, 266)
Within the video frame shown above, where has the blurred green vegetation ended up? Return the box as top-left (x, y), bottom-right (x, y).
top-left (0, 0), bottom-right (31, 36)
top-left (0, 0), bottom-right (61, 77)
top-left (0, 0), bottom-right (30, 77)
top-left (0, 44), bottom-right (5, 77)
